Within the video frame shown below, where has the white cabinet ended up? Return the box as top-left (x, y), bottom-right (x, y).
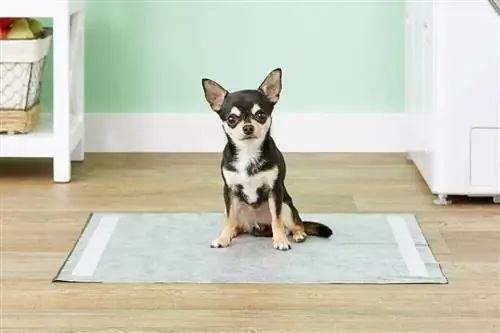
top-left (406, 0), bottom-right (500, 204)
top-left (0, 0), bottom-right (85, 183)
top-left (470, 128), bottom-right (500, 188)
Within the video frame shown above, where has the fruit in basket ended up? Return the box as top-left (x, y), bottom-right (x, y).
top-left (0, 27), bottom-right (8, 39)
top-left (6, 18), bottom-right (35, 39)
top-left (0, 18), bottom-right (15, 29)
top-left (27, 18), bottom-right (44, 37)
top-left (0, 17), bottom-right (15, 39)
top-left (0, 18), bottom-right (45, 40)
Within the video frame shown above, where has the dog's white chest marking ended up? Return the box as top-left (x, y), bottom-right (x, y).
top-left (223, 150), bottom-right (278, 204)
top-left (224, 168), bottom-right (277, 203)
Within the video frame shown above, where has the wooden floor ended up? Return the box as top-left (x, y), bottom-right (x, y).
top-left (1, 153), bottom-right (499, 333)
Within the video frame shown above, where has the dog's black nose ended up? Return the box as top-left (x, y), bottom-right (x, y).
top-left (243, 124), bottom-right (254, 135)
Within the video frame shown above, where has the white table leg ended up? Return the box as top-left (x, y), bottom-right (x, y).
top-left (70, 9), bottom-right (85, 162)
top-left (71, 143), bottom-right (84, 161)
top-left (53, 12), bottom-right (71, 183)
top-left (71, 141), bottom-right (84, 162)
top-left (54, 154), bottom-right (71, 182)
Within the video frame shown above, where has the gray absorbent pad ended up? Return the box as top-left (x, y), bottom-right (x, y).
top-left (53, 212), bottom-right (448, 284)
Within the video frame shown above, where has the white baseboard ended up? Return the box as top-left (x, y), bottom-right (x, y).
top-left (84, 112), bottom-right (410, 153)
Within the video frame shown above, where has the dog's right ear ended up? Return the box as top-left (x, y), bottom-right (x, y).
top-left (202, 78), bottom-right (228, 112)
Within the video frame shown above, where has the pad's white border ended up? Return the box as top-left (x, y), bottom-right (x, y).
top-left (387, 216), bottom-right (429, 277)
top-left (72, 215), bottom-right (119, 277)
top-left (84, 112), bottom-right (410, 153)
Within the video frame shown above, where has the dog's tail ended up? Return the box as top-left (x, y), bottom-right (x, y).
top-left (303, 221), bottom-right (333, 238)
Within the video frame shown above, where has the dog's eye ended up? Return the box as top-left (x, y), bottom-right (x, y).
top-left (254, 112), bottom-right (267, 121)
top-left (227, 115), bottom-right (238, 125)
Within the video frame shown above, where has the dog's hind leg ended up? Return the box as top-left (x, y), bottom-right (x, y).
top-left (282, 189), bottom-right (333, 239)
top-left (281, 188), bottom-right (307, 243)
top-left (282, 202), bottom-right (307, 243)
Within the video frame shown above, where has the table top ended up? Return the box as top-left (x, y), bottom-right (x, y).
top-left (0, 0), bottom-right (83, 18)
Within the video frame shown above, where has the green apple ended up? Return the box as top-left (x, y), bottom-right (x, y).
top-left (27, 18), bottom-right (44, 37)
top-left (7, 18), bottom-right (35, 39)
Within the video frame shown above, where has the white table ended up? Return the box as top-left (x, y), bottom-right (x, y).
top-left (0, 0), bottom-right (85, 183)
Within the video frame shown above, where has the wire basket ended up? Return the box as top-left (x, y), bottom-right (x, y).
top-left (0, 27), bottom-right (52, 134)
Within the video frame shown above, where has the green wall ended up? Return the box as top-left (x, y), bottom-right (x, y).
top-left (41, 1), bottom-right (404, 114)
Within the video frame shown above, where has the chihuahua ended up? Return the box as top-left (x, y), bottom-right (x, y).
top-left (201, 68), bottom-right (333, 251)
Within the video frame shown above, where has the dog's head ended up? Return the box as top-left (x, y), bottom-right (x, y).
top-left (201, 68), bottom-right (282, 145)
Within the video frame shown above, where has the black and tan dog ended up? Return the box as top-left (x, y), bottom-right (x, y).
top-left (201, 68), bottom-right (333, 251)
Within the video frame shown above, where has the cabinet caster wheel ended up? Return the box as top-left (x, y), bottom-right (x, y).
top-left (433, 194), bottom-right (451, 206)
top-left (493, 196), bottom-right (500, 204)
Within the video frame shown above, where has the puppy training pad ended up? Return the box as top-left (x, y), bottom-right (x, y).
top-left (53, 212), bottom-right (447, 284)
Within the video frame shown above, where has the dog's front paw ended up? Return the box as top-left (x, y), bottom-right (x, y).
top-left (273, 235), bottom-right (292, 251)
top-left (210, 237), bottom-right (232, 248)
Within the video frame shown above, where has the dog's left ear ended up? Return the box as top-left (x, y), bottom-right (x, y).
top-left (202, 78), bottom-right (229, 112)
top-left (258, 68), bottom-right (282, 104)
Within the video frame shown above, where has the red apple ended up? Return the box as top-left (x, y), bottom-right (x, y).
top-left (0, 18), bottom-right (15, 30)
top-left (0, 27), bottom-right (9, 40)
